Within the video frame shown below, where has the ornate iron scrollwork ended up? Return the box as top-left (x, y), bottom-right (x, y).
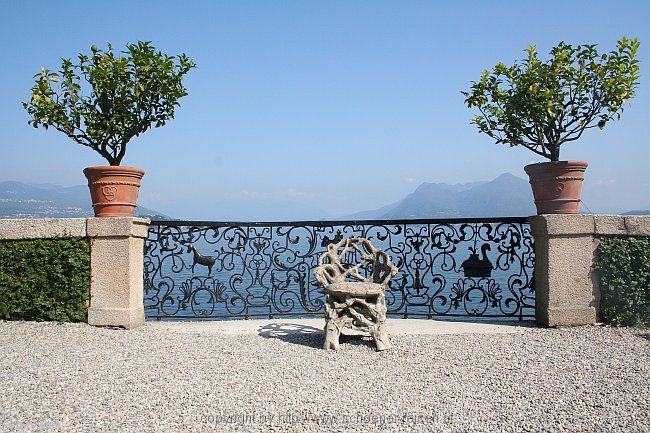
top-left (143, 218), bottom-right (535, 320)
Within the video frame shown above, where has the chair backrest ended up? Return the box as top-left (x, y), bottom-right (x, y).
top-left (314, 237), bottom-right (398, 288)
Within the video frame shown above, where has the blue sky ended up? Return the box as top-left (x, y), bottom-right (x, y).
top-left (1, 1), bottom-right (649, 219)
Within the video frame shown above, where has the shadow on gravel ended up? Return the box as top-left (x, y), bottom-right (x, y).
top-left (257, 322), bottom-right (379, 350)
top-left (258, 323), bottom-right (323, 348)
top-left (636, 332), bottom-right (649, 341)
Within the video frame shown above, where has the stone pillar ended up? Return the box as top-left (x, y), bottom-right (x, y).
top-left (529, 214), bottom-right (650, 327)
top-left (86, 217), bottom-right (149, 329)
top-left (529, 215), bottom-right (599, 327)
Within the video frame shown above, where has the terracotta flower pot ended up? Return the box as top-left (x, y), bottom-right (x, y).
top-left (83, 166), bottom-right (145, 217)
top-left (524, 160), bottom-right (588, 214)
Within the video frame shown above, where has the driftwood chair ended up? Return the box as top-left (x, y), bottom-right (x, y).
top-left (314, 237), bottom-right (398, 351)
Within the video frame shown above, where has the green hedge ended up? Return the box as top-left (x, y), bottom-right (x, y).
top-left (594, 237), bottom-right (649, 327)
top-left (0, 238), bottom-right (90, 322)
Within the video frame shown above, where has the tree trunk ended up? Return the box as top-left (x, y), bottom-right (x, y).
top-left (551, 145), bottom-right (561, 162)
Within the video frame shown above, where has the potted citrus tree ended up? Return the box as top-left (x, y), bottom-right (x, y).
top-left (463, 37), bottom-right (639, 214)
top-left (23, 41), bottom-right (195, 217)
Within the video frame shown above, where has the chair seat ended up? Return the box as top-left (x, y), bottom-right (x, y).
top-left (324, 281), bottom-right (384, 297)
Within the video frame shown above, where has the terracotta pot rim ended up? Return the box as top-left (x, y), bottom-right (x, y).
top-left (524, 160), bottom-right (588, 167)
top-left (524, 161), bottom-right (588, 177)
top-left (83, 165), bottom-right (145, 172)
top-left (83, 165), bottom-right (145, 180)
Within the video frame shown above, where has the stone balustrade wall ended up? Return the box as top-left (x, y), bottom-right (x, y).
top-left (529, 214), bottom-right (650, 326)
top-left (0, 217), bottom-right (148, 329)
top-left (1, 214), bottom-right (648, 328)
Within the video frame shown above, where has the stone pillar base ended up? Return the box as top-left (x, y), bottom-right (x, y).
top-left (540, 308), bottom-right (599, 328)
top-left (87, 307), bottom-right (145, 330)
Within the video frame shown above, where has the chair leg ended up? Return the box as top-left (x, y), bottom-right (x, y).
top-left (323, 320), bottom-right (341, 350)
top-left (373, 294), bottom-right (390, 350)
top-left (323, 295), bottom-right (341, 350)
top-left (372, 322), bottom-right (391, 351)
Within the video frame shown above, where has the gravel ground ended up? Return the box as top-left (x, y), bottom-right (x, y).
top-left (0, 321), bottom-right (648, 433)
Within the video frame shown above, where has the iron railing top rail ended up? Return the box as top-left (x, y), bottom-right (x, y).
top-left (149, 216), bottom-right (532, 228)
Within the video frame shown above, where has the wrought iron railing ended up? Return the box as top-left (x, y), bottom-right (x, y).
top-left (143, 218), bottom-right (535, 320)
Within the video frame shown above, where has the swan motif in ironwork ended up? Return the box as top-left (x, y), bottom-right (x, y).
top-left (460, 243), bottom-right (493, 278)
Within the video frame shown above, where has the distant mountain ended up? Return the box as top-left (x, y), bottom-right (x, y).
top-left (341, 173), bottom-right (536, 219)
top-left (0, 181), bottom-right (169, 219)
top-left (623, 210), bottom-right (650, 215)
top-left (342, 200), bottom-right (402, 220)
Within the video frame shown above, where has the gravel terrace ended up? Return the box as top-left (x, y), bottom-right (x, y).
top-left (0, 321), bottom-right (648, 433)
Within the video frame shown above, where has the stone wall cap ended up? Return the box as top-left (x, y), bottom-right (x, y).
top-left (528, 214), bottom-right (595, 236)
top-left (86, 217), bottom-right (150, 238)
top-left (0, 218), bottom-right (87, 240)
top-left (529, 214), bottom-right (650, 237)
top-left (594, 214), bottom-right (650, 237)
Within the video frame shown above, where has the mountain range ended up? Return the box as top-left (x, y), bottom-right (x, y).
top-left (341, 173), bottom-right (537, 219)
top-left (0, 181), bottom-right (168, 219)
top-left (2, 175), bottom-right (647, 220)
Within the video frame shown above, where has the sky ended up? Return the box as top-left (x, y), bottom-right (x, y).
top-left (1, 1), bottom-right (649, 219)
